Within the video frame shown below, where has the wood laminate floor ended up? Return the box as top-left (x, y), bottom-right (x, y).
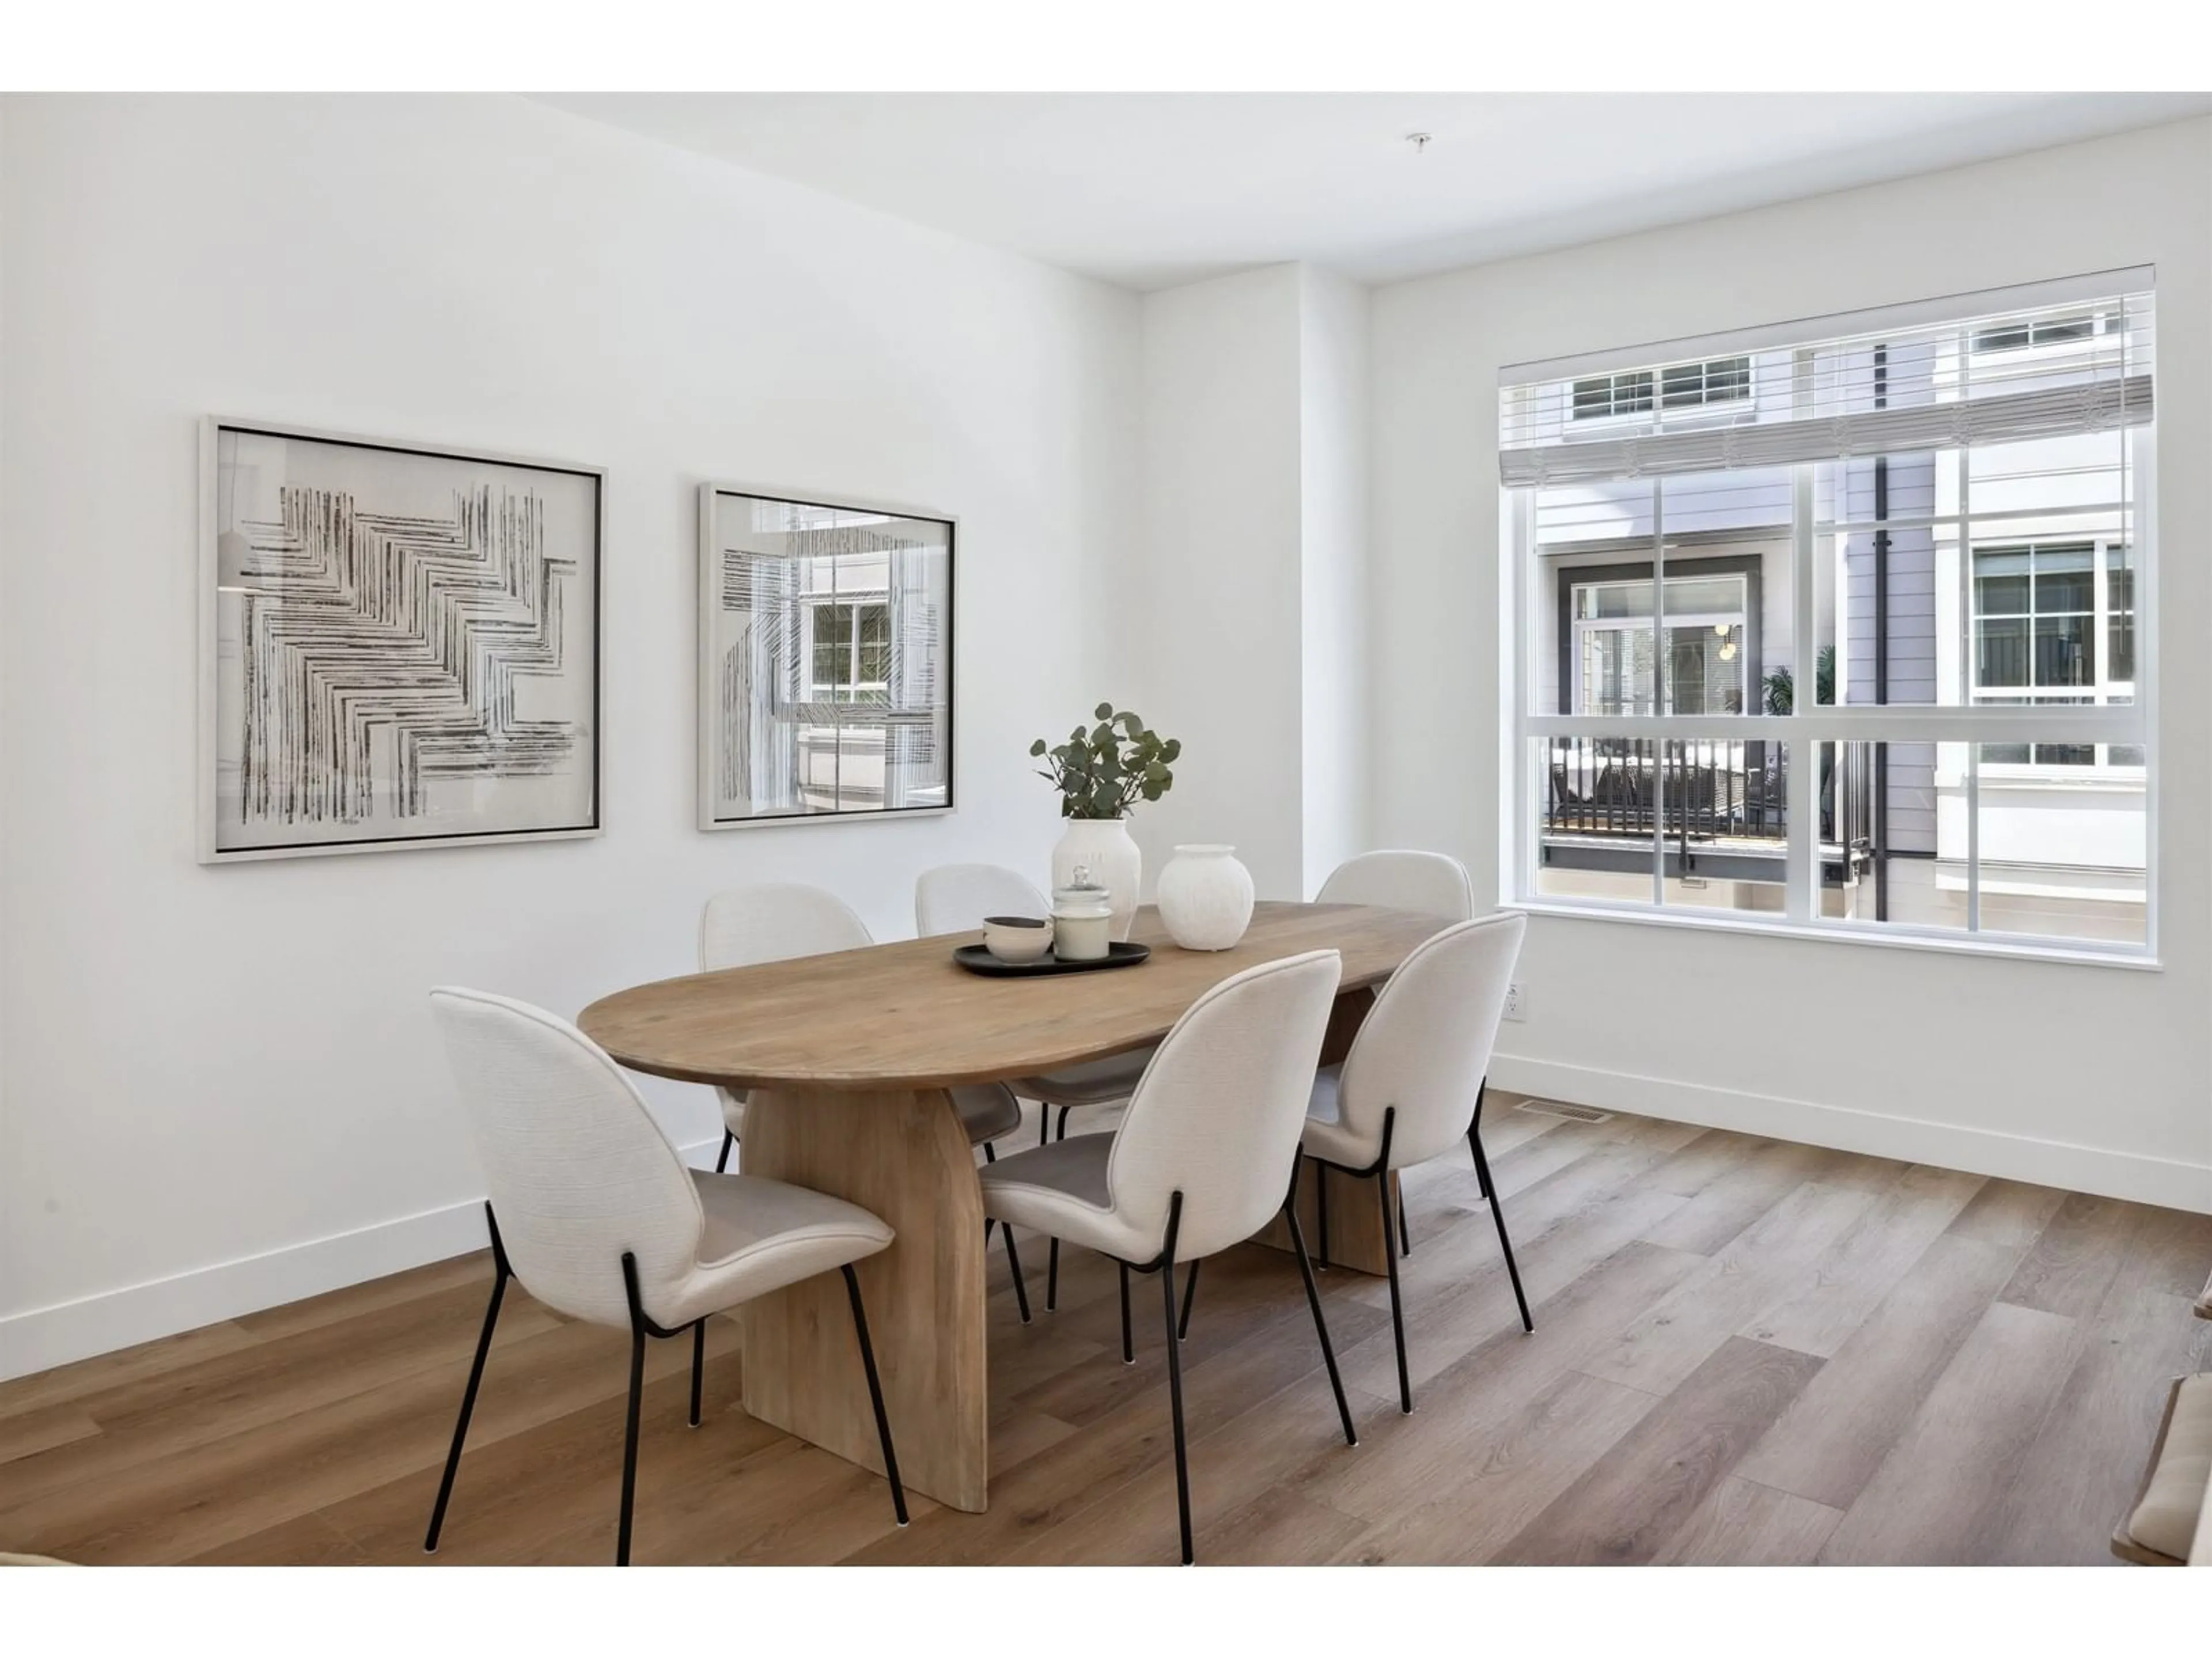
top-left (3, 1100), bottom-right (2207, 1566)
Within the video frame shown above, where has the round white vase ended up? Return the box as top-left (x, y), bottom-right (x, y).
top-left (1052, 818), bottom-right (1142, 941)
top-left (1156, 844), bottom-right (1255, 952)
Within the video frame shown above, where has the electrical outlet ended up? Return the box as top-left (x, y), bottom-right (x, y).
top-left (1503, 980), bottom-right (1528, 1022)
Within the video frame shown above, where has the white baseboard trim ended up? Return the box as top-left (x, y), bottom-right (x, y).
top-left (1488, 1056), bottom-right (2212, 1215)
top-left (0, 1137), bottom-right (726, 1385)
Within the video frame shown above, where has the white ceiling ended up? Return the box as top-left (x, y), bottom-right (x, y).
top-left (539, 92), bottom-right (2212, 291)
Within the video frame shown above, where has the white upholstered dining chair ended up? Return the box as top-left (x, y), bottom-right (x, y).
top-left (423, 987), bottom-right (908, 1565)
top-left (979, 949), bottom-right (1358, 1565)
top-left (1315, 848), bottom-right (1477, 921)
top-left (1310, 849), bottom-right (1477, 1263)
top-left (1297, 911), bottom-right (1532, 1417)
top-left (704, 883), bottom-right (1022, 1175)
top-left (915, 862), bottom-right (1155, 1308)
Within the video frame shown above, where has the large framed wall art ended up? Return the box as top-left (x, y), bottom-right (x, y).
top-left (697, 483), bottom-right (954, 830)
top-left (199, 419), bottom-right (603, 862)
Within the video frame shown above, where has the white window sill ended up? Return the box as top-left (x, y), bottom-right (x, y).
top-left (1506, 897), bottom-right (2161, 971)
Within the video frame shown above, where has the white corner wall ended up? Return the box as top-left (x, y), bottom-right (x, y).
top-left (0, 94), bottom-right (1142, 1379)
top-left (1127, 263), bottom-right (1372, 903)
top-left (1370, 118), bottom-right (2212, 1212)
top-left (1130, 266), bottom-right (1308, 897)
top-left (1298, 268), bottom-right (1372, 898)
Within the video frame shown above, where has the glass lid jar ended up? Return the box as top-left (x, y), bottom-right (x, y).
top-left (1051, 863), bottom-right (1112, 919)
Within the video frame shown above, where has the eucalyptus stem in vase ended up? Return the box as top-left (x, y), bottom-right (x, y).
top-left (1029, 704), bottom-right (1180, 941)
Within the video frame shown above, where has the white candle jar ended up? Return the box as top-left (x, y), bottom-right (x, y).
top-left (1051, 866), bottom-right (1115, 963)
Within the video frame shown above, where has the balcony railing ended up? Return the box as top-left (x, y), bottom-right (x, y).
top-left (1543, 736), bottom-right (1873, 884)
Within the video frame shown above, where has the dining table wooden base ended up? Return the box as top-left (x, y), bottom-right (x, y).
top-left (736, 1086), bottom-right (990, 1513)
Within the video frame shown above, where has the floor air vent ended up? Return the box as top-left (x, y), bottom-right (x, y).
top-left (1517, 1099), bottom-right (1612, 1124)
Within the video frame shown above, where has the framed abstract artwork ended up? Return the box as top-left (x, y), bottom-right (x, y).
top-left (199, 419), bottom-right (603, 862)
top-left (697, 484), bottom-right (955, 830)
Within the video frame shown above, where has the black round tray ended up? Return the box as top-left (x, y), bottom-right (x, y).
top-left (952, 941), bottom-right (1151, 977)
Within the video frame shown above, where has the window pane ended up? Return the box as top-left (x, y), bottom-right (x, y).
top-left (1580, 625), bottom-right (1655, 716)
top-left (1971, 741), bottom-right (2146, 948)
top-left (1534, 737), bottom-right (1657, 906)
top-left (1812, 451), bottom-right (1943, 706)
top-left (1656, 739), bottom-right (1791, 918)
top-left (2032, 614), bottom-right (2094, 687)
top-left (1974, 550), bottom-right (2031, 615)
top-left (1976, 618), bottom-right (2029, 688)
top-left (1810, 741), bottom-right (1968, 933)
top-left (2033, 543), bottom-right (2094, 613)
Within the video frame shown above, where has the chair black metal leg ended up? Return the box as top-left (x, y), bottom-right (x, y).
top-left (1377, 1169), bottom-right (1412, 1414)
top-left (616, 1321), bottom-right (646, 1566)
top-left (1119, 1262), bottom-right (1134, 1363)
top-left (1472, 1080), bottom-right (1494, 1200)
top-left (1176, 1260), bottom-right (1200, 1340)
top-left (1471, 1125), bottom-right (1532, 1332)
top-left (1047, 1237), bottom-right (1063, 1311)
top-left (1157, 1195), bottom-right (1193, 1565)
top-left (715, 1130), bottom-right (734, 1175)
top-left (423, 1206), bottom-right (509, 1553)
top-left (1039, 1099), bottom-right (1051, 1146)
top-left (981, 1141), bottom-right (997, 1246)
top-left (1054, 1105), bottom-right (1072, 1142)
top-left (1283, 1158), bottom-right (1357, 1447)
top-left (1316, 1162), bottom-right (1331, 1270)
top-left (1003, 1224), bottom-right (1032, 1324)
top-left (1397, 1183), bottom-right (1412, 1257)
top-left (842, 1264), bottom-right (910, 1525)
top-left (688, 1320), bottom-right (706, 1427)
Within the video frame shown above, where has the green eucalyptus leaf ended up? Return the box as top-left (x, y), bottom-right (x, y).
top-left (1160, 737), bottom-right (1182, 763)
top-left (1094, 701), bottom-right (1114, 721)
top-left (1029, 738), bottom-right (1047, 757)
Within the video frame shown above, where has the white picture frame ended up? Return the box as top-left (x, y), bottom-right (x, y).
top-left (199, 418), bottom-right (605, 863)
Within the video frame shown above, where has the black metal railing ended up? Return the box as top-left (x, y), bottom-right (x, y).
top-left (1544, 736), bottom-right (1874, 874)
top-left (1546, 738), bottom-right (1785, 844)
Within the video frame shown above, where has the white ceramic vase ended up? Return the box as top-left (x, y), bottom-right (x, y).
top-left (1156, 844), bottom-right (1255, 952)
top-left (1053, 818), bottom-right (1142, 941)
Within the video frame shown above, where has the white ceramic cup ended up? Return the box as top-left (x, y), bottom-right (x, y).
top-left (982, 915), bottom-right (1054, 963)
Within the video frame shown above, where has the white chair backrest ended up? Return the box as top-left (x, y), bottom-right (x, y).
top-left (700, 882), bottom-right (872, 971)
top-left (429, 988), bottom-right (703, 1330)
top-left (1316, 850), bottom-right (1475, 921)
top-left (1338, 911), bottom-right (1527, 1171)
top-left (1107, 950), bottom-right (1343, 1260)
top-left (915, 863), bottom-right (1050, 937)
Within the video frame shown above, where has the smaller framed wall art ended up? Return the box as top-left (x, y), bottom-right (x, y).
top-left (200, 419), bottom-right (604, 862)
top-left (697, 484), bottom-right (956, 830)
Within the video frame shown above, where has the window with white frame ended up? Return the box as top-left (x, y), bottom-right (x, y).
top-left (1502, 273), bottom-right (2154, 956)
top-left (1571, 354), bottom-right (1751, 421)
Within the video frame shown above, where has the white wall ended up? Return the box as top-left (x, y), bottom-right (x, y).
top-left (1298, 268), bottom-right (1371, 897)
top-left (1130, 266), bottom-right (1307, 899)
top-left (1371, 118), bottom-right (2212, 1211)
top-left (0, 93), bottom-right (1142, 1378)
top-left (1126, 263), bottom-right (1372, 904)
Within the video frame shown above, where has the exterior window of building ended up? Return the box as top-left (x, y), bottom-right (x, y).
top-left (1502, 277), bottom-right (2154, 956)
top-left (807, 600), bottom-right (891, 702)
top-left (1570, 355), bottom-right (1751, 421)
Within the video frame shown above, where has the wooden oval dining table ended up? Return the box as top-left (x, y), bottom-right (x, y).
top-left (577, 899), bottom-right (1449, 1513)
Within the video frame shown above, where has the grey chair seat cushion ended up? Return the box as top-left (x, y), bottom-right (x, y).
top-left (666, 1169), bottom-right (893, 1328)
top-left (949, 1084), bottom-right (1025, 1145)
top-left (1016, 1050), bottom-right (1154, 1107)
top-left (979, 1132), bottom-right (1154, 1263)
top-left (1299, 1064), bottom-right (1377, 1169)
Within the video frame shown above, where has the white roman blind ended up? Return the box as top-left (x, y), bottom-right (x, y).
top-left (1498, 272), bottom-right (2156, 489)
